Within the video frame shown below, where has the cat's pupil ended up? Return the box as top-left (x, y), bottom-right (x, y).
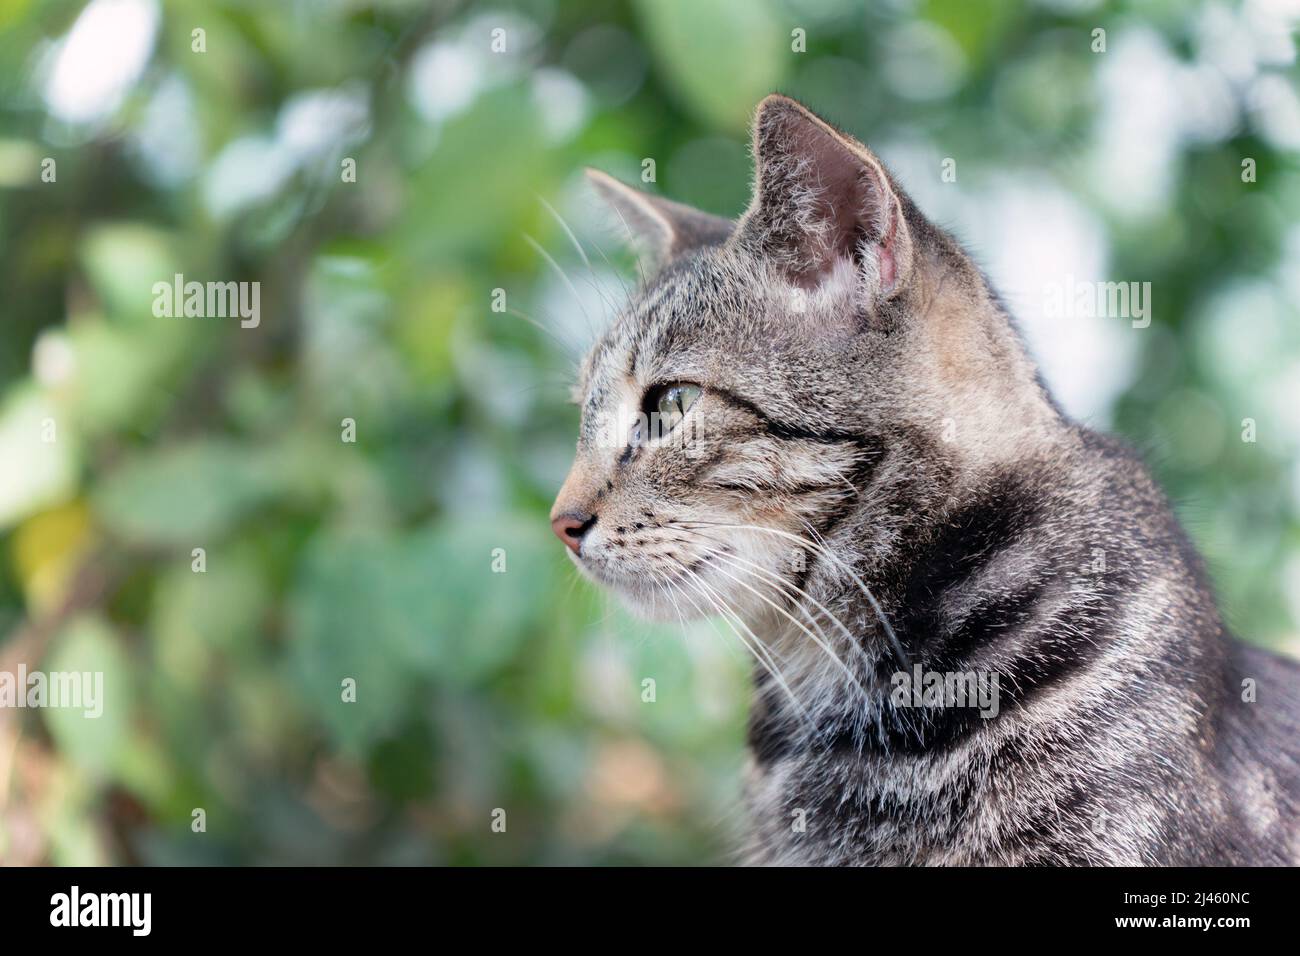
top-left (651, 384), bottom-right (698, 428)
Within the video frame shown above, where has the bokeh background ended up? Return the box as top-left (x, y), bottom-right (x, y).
top-left (1, 0), bottom-right (1298, 865)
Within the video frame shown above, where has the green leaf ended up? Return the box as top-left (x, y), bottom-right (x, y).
top-left (42, 615), bottom-right (133, 783)
top-left (0, 385), bottom-right (79, 530)
top-left (78, 224), bottom-right (182, 325)
top-left (67, 320), bottom-right (194, 437)
top-left (93, 440), bottom-right (281, 547)
top-left (399, 85), bottom-right (553, 263)
top-left (150, 557), bottom-right (271, 690)
top-left (633, 0), bottom-right (788, 131)
top-left (922, 0), bottom-right (1022, 66)
top-left (286, 514), bottom-right (561, 752)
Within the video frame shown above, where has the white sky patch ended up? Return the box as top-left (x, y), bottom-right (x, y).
top-left (42, 0), bottom-right (159, 125)
top-left (200, 85), bottom-right (369, 219)
top-left (883, 140), bottom-right (1137, 428)
top-left (1197, 2), bottom-right (1270, 83)
top-left (1249, 73), bottom-right (1300, 149)
top-left (531, 68), bottom-right (590, 144)
top-left (131, 73), bottom-right (201, 186)
top-left (276, 84), bottom-right (370, 164)
top-left (1092, 30), bottom-right (1206, 217)
top-left (1197, 0), bottom-right (1298, 82)
top-left (407, 12), bottom-right (541, 125)
top-left (962, 177), bottom-right (1138, 427)
top-left (202, 135), bottom-right (296, 219)
top-left (1092, 6), bottom-right (1298, 214)
top-left (408, 42), bottom-right (482, 124)
top-left (1195, 0), bottom-right (1300, 149)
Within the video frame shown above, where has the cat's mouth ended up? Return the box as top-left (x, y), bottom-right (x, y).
top-left (578, 551), bottom-right (713, 588)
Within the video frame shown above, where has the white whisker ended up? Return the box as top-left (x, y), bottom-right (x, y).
top-left (669, 520), bottom-right (910, 668)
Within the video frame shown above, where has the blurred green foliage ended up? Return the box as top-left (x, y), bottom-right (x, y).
top-left (0, 0), bottom-right (1297, 864)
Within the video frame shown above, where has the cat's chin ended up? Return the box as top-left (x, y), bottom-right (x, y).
top-left (617, 582), bottom-right (736, 623)
top-left (606, 570), bottom-right (767, 625)
top-left (576, 559), bottom-right (720, 623)
top-left (592, 573), bottom-right (698, 622)
top-left (617, 593), bottom-right (689, 623)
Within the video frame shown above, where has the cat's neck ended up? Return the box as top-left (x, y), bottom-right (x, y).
top-left (744, 433), bottom-right (1098, 755)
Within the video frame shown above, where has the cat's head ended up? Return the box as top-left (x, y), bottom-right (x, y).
top-left (550, 95), bottom-right (1053, 621)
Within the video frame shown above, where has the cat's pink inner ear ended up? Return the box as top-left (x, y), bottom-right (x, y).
top-left (743, 95), bottom-right (908, 297)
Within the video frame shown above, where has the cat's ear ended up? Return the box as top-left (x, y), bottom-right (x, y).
top-left (585, 168), bottom-right (733, 271)
top-left (735, 95), bottom-right (914, 304)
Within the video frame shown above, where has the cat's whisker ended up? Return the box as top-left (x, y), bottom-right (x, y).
top-left (650, 565), bottom-right (756, 675)
top-left (655, 567), bottom-right (826, 780)
top-left (681, 564), bottom-right (788, 666)
top-left (668, 520), bottom-right (910, 669)
top-left (661, 562), bottom-right (798, 670)
top-left (602, 202), bottom-right (650, 290)
top-left (583, 227), bottom-right (634, 303)
top-left (495, 366), bottom-right (585, 405)
top-left (522, 233), bottom-right (603, 345)
top-left (539, 196), bottom-right (632, 322)
top-left (675, 570), bottom-right (774, 670)
top-left (796, 516), bottom-right (832, 554)
top-left (672, 536), bottom-right (840, 653)
top-left (523, 232), bottom-right (586, 308)
top-left (539, 196), bottom-right (592, 272)
top-left (690, 546), bottom-right (872, 706)
top-left (692, 550), bottom-right (893, 747)
top-left (692, 540), bottom-right (877, 679)
top-left (670, 528), bottom-right (865, 660)
top-left (675, 562), bottom-right (814, 729)
top-left (503, 305), bottom-right (583, 360)
top-left (540, 195), bottom-right (637, 329)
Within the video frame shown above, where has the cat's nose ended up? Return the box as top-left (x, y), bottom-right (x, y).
top-left (551, 513), bottom-right (596, 555)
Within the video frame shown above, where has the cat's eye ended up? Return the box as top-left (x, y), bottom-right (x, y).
top-left (643, 383), bottom-right (701, 438)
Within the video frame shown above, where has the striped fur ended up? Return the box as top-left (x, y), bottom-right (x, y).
top-left (552, 95), bottom-right (1300, 865)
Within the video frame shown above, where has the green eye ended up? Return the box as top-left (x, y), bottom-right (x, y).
top-left (646, 383), bottom-right (701, 437)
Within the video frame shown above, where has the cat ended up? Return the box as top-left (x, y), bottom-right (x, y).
top-left (550, 94), bottom-right (1300, 865)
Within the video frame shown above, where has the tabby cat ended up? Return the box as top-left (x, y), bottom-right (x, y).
top-left (550, 94), bottom-right (1300, 865)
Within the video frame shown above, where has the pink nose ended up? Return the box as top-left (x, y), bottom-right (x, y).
top-left (551, 513), bottom-right (594, 555)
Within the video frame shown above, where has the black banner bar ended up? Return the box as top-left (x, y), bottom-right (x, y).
top-left (0, 866), bottom-right (1284, 941)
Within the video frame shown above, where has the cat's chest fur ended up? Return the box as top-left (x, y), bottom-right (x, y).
top-left (734, 443), bottom-right (1300, 867)
top-left (742, 707), bottom-right (1205, 866)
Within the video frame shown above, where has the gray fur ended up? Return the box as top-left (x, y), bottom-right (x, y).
top-left (552, 95), bottom-right (1300, 866)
